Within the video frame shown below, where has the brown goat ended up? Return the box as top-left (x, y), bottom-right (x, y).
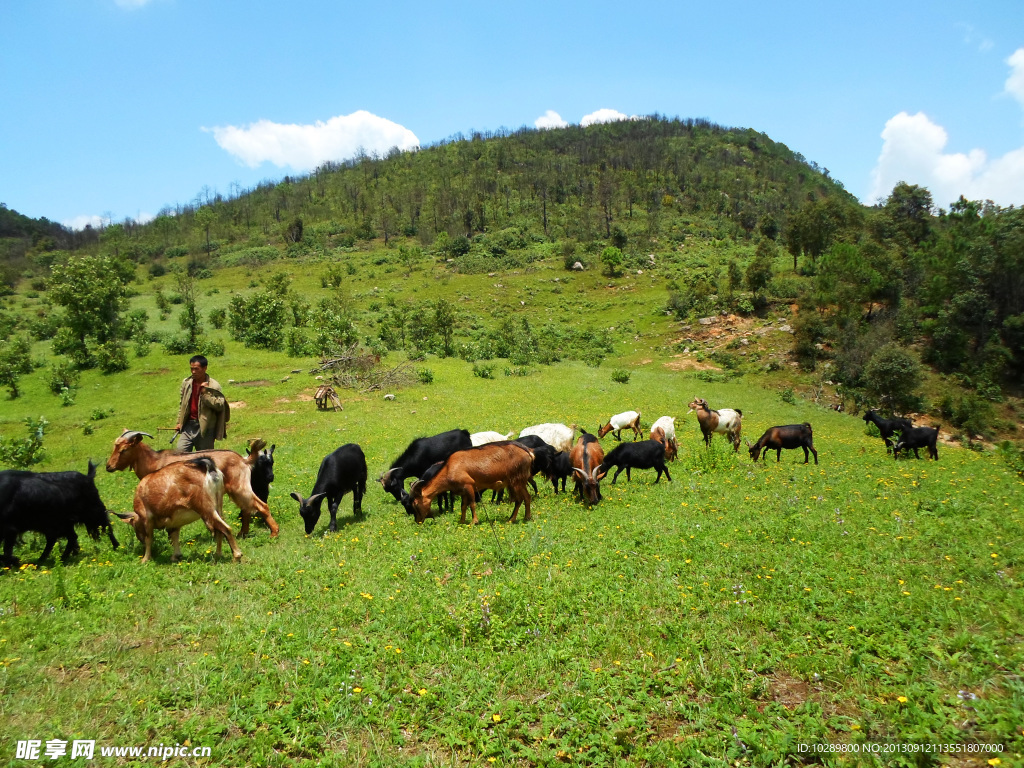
top-left (106, 430), bottom-right (278, 537)
top-left (408, 442), bottom-right (534, 525)
top-left (570, 432), bottom-right (606, 504)
top-left (114, 456), bottom-right (242, 564)
top-left (687, 397), bottom-right (743, 451)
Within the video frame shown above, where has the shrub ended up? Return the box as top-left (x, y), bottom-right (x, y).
top-left (863, 344), bottom-right (922, 415)
top-left (611, 369), bottom-right (631, 384)
top-left (417, 368), bottom-right (434, 384)
top-left (472, 363), bottom-right (495, 379)
top-left (47, 358), bottom-right (80, 395)
top-left (0, 416), bottom-right (48, 468)
top-left (780, 387), bottom-right (796, 404)
top-left (208, 307), bottom-right (227, 329)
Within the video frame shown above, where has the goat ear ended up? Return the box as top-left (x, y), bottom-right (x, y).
top-left (593, 469), bottom-right (607, 482)
top-left (269, 445), bottom-right (275, 455)
top-left (290, 492), bottom-right (304, 503)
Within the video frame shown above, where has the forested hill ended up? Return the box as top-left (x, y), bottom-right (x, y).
top-left (2, 116), bottom-right (1023, 447)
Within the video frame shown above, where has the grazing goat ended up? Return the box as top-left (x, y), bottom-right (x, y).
top-left (598, 411), bottom-right (643, 441)
top-left (747, 424), bottom-right (818, 464)
top-left (519, 423), bottom-right (575, 453)
top-left (649, 416), bottom-right (678, 461)
top-left (471, 431), bottom-right (514, 446)
top-left (115, 456), bottom-right (241, 564)
top-left (492, 438), bottom-right (556, 502)
top-left (379, 429), bottom-right (473, 512)
top-left (106, 430), bottom-right (277, 538)
top-left (291, 443), bottom-right (368, 534)
top-left (599, 440), bottom-right (672, 484)
top-left (687, 397), bottom-right (743, 451)
top-left (862, 410), bottom-right (914, 454)
top-left (893, 426), bottom-right (939, 461)
top-left (570, 432), bottom-right (606, 504)
top-left (246, 443), bottom-right (275, 504)
top-left (407, 442), bottom-right (534, 525)
top-left (0, 461), bottom-right (118, 567)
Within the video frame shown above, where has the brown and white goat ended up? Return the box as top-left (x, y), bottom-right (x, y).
top-left (570, 432), bottom-right (606, 504)
top-left (114, 456), bottom-right (242, 564)
top-left (106, 430), bottom-right (278, 538)
top-left (687, 397), bottom-right (743, 451)
top-left (407, 442), bottom-right (534, 525)
top-left (649, 416), bottom-right (678, 461)
top-left (597, 410), bottom-right (642, 441)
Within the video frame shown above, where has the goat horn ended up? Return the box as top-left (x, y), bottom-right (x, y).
top-left (120, 430), bottom-right (153, 440)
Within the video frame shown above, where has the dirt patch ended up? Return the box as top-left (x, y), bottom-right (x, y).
top-left (274, 397), bottom-right (292, 404)
top-left (664, 358), bottom-right (722, 372)
top-left (767, 672), bottom-right (812, 709)
top-left (140, 368), bottom-right (171, 376)
top-left (296, 393), bottom-right (315, 402)
top-left (233, 380), bottom-right (274, 387)
top-left (229, 401), bottom-right (246, 409)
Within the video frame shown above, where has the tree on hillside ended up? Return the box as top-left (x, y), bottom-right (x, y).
top-left (48, 254), bottom-right (134, 369)
top-left (864, 343), bottom-right (922, 415)
top-left (0, 335), bottom-right (32, 398)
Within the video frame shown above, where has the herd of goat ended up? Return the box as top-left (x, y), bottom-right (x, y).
top-left (0, 398), bottom-right (941, 566)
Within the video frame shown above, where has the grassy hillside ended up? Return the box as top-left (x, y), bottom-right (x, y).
top-left (1, 348), bottom-right (1022, 766)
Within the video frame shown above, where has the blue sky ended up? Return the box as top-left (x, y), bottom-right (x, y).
top-left (2, 1), bottom-right (1023, 229)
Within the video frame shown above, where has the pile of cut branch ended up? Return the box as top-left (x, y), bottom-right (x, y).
top-left (311, 344), bottom-right (415, 393)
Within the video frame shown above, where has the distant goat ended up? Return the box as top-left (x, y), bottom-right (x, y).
top-left (599, 440), bottom-right (672, 484)
top-left (0, 461), bottom-right (118, 567)
top-left (570, 432), bottom-right (606, 504)
top-left (598, 411), bottom-right (643, 441)
top-left (106, 431), bottom-right (277, 538)
top-left (862, 410), bottom-right (914, 453)
top-left (115, 456), bottom-right (241, 564)
top-left (893, 426), bottom-right (939, 461)
top-left (649, 416), bottom-right (678, 461)
top-left (519, 423), bottom-right (575, 453)
top-left (291, 444), bottom-right (367, 534)
top-left (747, 423), bottom-right (818, 464)
top-left (407, 442), bottom-right (535, 525)
top-left (687, 397), bottom-right (743, 451)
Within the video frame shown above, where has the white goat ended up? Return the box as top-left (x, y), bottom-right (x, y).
top-left (519, 423), bottom-right (576, 453)
top-left (598, 410), bottom-right (643, 441)
top-left (470, 431), bottom-right (515, 447)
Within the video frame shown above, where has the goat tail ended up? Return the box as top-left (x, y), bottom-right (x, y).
top-left (804, 422), bottom-right (812, 433)
top-left (735, 409), bottom-right (743, 418)
top-left (245, 438), bottom-right (267, 466)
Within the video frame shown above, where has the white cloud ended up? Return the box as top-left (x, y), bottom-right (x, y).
top-left (534, 110), bottom-right (568, 130)
top-left (64, 214), bottom-right (106, 231)
top-left (580, 108), bottom-right (634, 127)
top-left (206, 110), bottom-right (420, 170)
top-left (1005, 48), bottom-right (1024, 108)
top-left (867, 111), bottom-right (1024, 207)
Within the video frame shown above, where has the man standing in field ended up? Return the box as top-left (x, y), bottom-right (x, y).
top-left (174, 354), bottom-right (229, 451)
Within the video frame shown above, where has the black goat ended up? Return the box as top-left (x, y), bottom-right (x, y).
top-left (247, 443), bottom-right (275, 504)
top-left (747, 423), bottom-right (818, 464)
top-left (893, 426), bottom-right (939, 460)
top-left (380, 429), bottom-right (472, 513)
top-left (598, 440), bottom-right (672, 484)
top-left (863, 410), bottom-right (913, 453)
top-left (545, 451), bottom-right (573, 494)
top-left (1, 461), bottom-right (118, 567)
top-left (291, 444), bottom-right (367, 534)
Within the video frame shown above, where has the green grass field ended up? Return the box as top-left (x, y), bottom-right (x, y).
top-left (1, 347), bottom-right (1022, 767)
